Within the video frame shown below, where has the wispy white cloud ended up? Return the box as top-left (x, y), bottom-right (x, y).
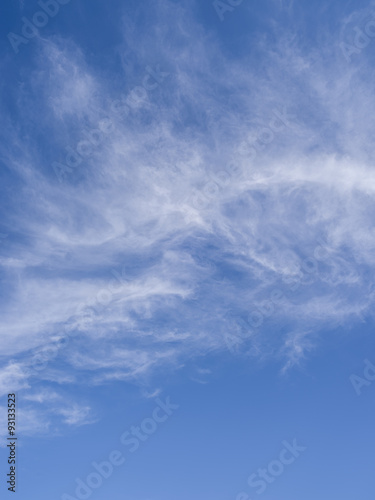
top-left (23, 389), bottom-right (60, 403)
top-left (1, 0), bottom-right (375, 432)
top-left (55, 404), bottom-right (94, 426)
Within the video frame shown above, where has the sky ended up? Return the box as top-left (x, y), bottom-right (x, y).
top-left (0, 0), bottom-right (375, 498)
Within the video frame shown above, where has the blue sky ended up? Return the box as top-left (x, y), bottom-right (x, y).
top-left (0, 0), bottom-right (375, 498)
